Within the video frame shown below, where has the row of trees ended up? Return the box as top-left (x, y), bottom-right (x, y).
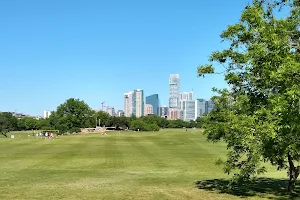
top-left (0, 98), bottom-right (204, 135)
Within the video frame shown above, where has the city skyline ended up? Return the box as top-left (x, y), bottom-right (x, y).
top-left (0, 0), bottom-right (245, 115)
top-left (7, 73), bottom-right (215, 117)
top-left (10, 73), bottom-right (215, 120)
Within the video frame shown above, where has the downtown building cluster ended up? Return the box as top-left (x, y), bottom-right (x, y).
top-left (40, 74), bottom-right (214, 120)
top-left (122, 74), bottom-right (214, 121)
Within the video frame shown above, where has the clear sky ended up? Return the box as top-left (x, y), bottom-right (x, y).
top-left (0, 0), bottom-right (251, 116)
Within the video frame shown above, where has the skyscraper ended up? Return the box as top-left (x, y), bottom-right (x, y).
top-left (124, 91), bottom-right (134, 117)
top-left (180, 100), bottom-right (196, 121)
top-left (195, 98), bottom-right (206, 118)
top-left (133, 89), bottom-right (144, 117)
top-left (205, 100), bottom-right (214, 114)
top-left (180, 91), bottom-right (194, 101)
top-left (146, 94), bottom-right (159, 115)
top-left (169, 74), bottom-right (180, 109)
top-left (180, 91), bottom-right (195, 121)
top-left (124, 89), bottom-right (144, 117)
top-left (168, 74), bottom-right (181, 120)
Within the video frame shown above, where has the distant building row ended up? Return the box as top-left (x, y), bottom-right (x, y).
top-left (167, 74), bottom-right (214, 121)
top-left (111, 74), bottom-right (214, 121)
top-left (159, 97), bottom-right (213, 121)
top-left (123, 90), bottom-right (159, 118)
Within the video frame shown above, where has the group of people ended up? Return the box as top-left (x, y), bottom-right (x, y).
top-left (28, 132), bottom-right (55, 139)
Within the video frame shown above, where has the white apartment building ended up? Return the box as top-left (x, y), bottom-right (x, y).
top-left (43, 110), bottom-right (52, 118)
top-left (134, 89), bottom-right (144, 117)
top-left (180, 91), bottom-right (194, 101)
top-left (124, 91), bottom-right (134, 117)
top-left (124, 89), bottom-right (144, 118)
top-left (180, 91), bottom-right (195, 121)
top-left (169, 74), bottom-right (180, 109)
top-left (180, 100), bottom-right (196, 121)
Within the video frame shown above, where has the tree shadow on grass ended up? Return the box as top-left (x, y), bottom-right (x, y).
top-left (195, 178), bottom-right (300, 200)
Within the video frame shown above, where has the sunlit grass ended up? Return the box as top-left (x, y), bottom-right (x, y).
top-left (0, 129), bottom-right (287, 200)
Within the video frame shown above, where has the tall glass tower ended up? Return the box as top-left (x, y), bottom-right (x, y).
top-left (146, 94), bottom-right (159, 115)
top-left (169, 74), bottom-right (180, 109)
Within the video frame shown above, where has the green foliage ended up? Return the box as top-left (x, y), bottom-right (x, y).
top-left (130, 119), bottom-right (160, 131)
top-left (0, 112), bottom-right (17, 132)
top-left (148, 123), bottom-right (160, 131)
top-left (23, 117), bottom-right (39, 130)
top-left (168, 119), bottom-right (189, 128)
top-left (198, 0), bottom-right (300, 191)
top-left (0, 99), bottom-right (202, 134)
top-left (50, 98), bottom-right (93, 132)
top-left (38, 118), bottom-right (51, 130)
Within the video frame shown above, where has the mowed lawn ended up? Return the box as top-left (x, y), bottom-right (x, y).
top-left (0, 129), bottom-right (287, 200)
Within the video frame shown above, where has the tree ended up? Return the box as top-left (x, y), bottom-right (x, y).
top-left (23, 117), bottom-right (38, 130)
top-left (95, 111), bottom-right (111, 127)
top-left (51, 98), bottom-right (93, 133)
top-left (158, 117), bottom-right (169, 128)
top-left (38, 118), bottom-right (51, 130)
top-left (195, 117), bottom-right (204, 128)
top-left (130, 119), bottom-right (160, 131)
top-left (167, 119), bottom-right (188, 128)
top-left (198, 0), bottom-right (300, 192)
top-left (0, 112), bottom-right (17, 137)
top-left (109, 116), bottom-right (129, 129)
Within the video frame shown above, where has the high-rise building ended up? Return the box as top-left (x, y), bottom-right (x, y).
top-left (43, 110), bottom-right (52, 119)
top-left (195, 98), bottom-right (206, 118)
top-left (124, 91), bottom-right (134, 117)
top-left (133, 89), bottom-right (144, 117)
top-left (145, 94), bottom-right (159, 115)
top-left (169, 74), bottom-right (180, 120)
top-left (144, 104), bottom-right (153, 116)
top-left (206, 100), bottom-right (214, 114)
top-left (159, 106), bottom-right (168, 117)
top-left (180, 91), bottom-right (194, 101)
top-left (179, 91), bottom-right (195, 121)
top-left (124, 89), bottom-right (144, 117)
top-left (169, 74), bottom-right (180, 109)
top-left (180, 100), bottom-right (196, 121)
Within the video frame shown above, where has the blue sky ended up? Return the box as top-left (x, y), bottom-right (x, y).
top-left (0, 0), bottom-right (250, 115)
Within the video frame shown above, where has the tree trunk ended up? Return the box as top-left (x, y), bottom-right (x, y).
top-left (287, 153), bottom-right (299, 192)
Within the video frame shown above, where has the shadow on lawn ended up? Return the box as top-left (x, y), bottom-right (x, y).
top-left (195, 178), bottom-right (300, 200)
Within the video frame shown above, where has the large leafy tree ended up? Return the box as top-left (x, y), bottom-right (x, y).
top-left (23, 117), bottom-right (39, 130)
top-left (51, 98), bottom-right (93, 133)
top-left (198, 0), bottom-right (300, 191)
top-left (0, 112), bottom-right (17, 137)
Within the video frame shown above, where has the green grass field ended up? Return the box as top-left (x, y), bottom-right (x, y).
top-left (0, 129), bottom-right (292, 200)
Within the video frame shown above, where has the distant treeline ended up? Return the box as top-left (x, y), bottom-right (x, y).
top-left (0, 98), bottom-right (204, 134)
